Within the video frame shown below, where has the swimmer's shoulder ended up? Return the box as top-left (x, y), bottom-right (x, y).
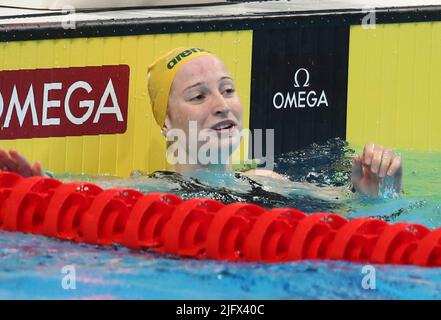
top-left (243, 169), bottom-right (290, 181)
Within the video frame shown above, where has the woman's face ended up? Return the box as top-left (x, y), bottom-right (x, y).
top-left (166, 55), bottom-right (243, 164)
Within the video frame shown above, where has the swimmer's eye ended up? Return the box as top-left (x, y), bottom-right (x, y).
top-left (190, 94), bottom-right (206, 102)
top-left (222, 87), bottom-right (236, 97)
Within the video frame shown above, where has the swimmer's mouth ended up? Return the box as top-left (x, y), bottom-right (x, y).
top-left (210, 120), bottom-right (237, 132)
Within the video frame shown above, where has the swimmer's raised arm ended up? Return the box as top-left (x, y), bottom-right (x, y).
top-left (0, 149), bottom-right (44, 177)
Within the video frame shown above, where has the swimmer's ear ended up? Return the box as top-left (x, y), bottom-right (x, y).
top-left (161, 116), bottom-right (171, 137)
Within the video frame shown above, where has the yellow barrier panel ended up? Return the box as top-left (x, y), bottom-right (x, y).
top-left (0, 31), bottom-right (253, 176)
top-left (347, 22), bottom-right (441, 151)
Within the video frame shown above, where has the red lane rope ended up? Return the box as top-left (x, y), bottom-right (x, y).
top-left (0, 172), bottom-right (440, 267)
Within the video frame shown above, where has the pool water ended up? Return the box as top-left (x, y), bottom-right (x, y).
top-left (1, 139), bottom-right (441, 299)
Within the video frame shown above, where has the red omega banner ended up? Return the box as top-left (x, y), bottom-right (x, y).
top-left (0, 65), bottom-right (130, 139)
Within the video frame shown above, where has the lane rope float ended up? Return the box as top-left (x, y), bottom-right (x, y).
top-left (0, 172), bottom-right (440, 267)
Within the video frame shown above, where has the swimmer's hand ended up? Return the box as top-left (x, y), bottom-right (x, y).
top-left (351, 142), bottom-right (402, 197)
top-left (0, 149), bottom-right (44, 177)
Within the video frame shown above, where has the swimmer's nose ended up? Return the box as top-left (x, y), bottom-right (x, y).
top-left (212, 93), bottom-right (230, 116)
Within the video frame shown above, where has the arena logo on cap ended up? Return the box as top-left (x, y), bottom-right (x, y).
top-left (272, 67), bottom-right (329, 109)
top-left (167, 48), bottom-right (207, 70)
top-left (0, 65), bottom-right (130, 140)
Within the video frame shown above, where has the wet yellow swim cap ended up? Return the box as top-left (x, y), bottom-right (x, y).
top-left (147, 47), bottom-right (214, 127)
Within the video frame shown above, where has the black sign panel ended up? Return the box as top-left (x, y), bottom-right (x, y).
top-left (249, 25), bottom-right (350, 156)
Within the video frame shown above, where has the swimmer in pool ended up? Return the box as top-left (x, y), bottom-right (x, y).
top-left (0, 47), bottom-right (402, 199)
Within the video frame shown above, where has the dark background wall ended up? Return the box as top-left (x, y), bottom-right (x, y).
top-left (249, 25), bottom-right (350, 156)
